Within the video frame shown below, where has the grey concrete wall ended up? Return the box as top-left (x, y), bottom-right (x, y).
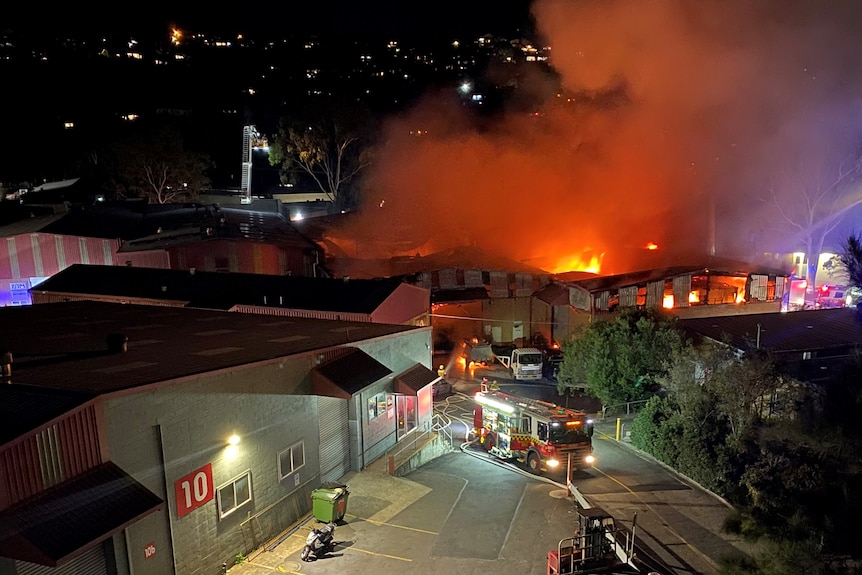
top-left (104, 357), bottom-right (321, 575)
top-left (99, 330), bottom-right (430, 575)
top-left (392, 435), bottom-right (455, 478)
top-left (481, 296), bottom-right (533, 345)
top-left (354, 329), bottom-right (433, 468)
top-left (359, 380), bottom-right (398, 467)
top-left (530, 299), bottom-right (554, 347)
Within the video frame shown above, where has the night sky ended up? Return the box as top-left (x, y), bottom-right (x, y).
top-left (8, 1), bottom-right (535, 39)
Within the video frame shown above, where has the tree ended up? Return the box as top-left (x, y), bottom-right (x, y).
top-left (765, 149), bottom-right (862, 295)
top-left (557, 308), bottom-right (686, 405)
top-left (267, 98), bottom-right (375, 210)
top-left (837, 231), bottom-right (862, 289)
top-left (709, 350), bottom-right (797, 442)
top-left (647, 343), bottom-right (750, 495)
top-left (110, 122), bottom-right (211, 204)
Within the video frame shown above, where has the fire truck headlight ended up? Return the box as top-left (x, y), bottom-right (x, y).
top-left (546, 459), bottom-right (560, 468)
top-left (585, 454), bottom-right (596, 465)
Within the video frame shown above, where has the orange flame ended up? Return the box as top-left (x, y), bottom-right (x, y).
top-left (646, 242), bottom-right (659, 250)
top-left (550, 252), bottom-right (604, 274)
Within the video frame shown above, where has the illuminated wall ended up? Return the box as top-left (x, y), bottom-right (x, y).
top-left (0, 277), bottom-right (48, 307)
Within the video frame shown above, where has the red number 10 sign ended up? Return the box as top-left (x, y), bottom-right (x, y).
top-left (174, 463), bottom-right (214, 518)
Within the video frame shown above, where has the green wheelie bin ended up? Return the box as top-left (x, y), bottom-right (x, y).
top-left (311, 483), bottom-right (350, 523)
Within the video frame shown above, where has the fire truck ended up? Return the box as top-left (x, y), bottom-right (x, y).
top-left (473, 389), bottom-right (595, 474)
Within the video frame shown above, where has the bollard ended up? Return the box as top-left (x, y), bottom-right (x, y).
top-left (616, 418), bottom-right (621, 442)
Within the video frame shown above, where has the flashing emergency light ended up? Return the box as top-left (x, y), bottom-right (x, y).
top-left (546, 459), bottom-right (560, 468)
top-left (566, 420), bottom-right (582, 427)
top-left (475, 393), bottom-right (516, 414)
top-left (820, 284), bottom-right (830, 293)
top-left (585, 455), bottom-right (596, 465)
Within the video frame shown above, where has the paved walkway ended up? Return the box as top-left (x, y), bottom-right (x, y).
top-left (225, 466), bottom-right (433, 574)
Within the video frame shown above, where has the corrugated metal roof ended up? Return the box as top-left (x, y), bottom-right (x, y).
top-left (118, 207), bottom-right (318, 251)
top-left (0, 214), bottom-right (67, 237)
top-left (311, 245), bottom-right (552, 279)
top-left (31, 179), bottom-right (80, 192)
top-left (32, 264), bottom-right (409, 314)
top-left (563, 257), bottom-right (788, 293)
top-left (0, 203), bottom-right (321, 250)
top-left (314, 348), bottom-right (392, 396)
top-left (679, 308), bottom-right (862, 354)
top-left (534, 282), bottom-right (571, 306)
top-left (0, 301), bottom-right (419, 394)
top-left (0, 462), bottom-right (163, 567)
top-left (0, 386), bottom-right (95, 446)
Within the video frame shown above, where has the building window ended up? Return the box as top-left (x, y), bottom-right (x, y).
top-left (367, 392), bottom-right (387, 420)
top-left (537, 422), bottom-right (549, 441)
top-left (278, 441), bottom-right (305, 480)
top-left (217, 471), bottom-right (252, 519)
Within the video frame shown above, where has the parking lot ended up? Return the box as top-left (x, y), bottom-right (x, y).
top-left (228, 442), bottom-right (588, 575)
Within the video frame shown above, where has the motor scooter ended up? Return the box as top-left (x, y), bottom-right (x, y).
top-left (300, 522), bottom-right (337, 561)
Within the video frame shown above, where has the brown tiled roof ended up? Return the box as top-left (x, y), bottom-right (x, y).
top-left (395, 363), bottom-right (438, 394)
top-left (0, 462), bottom-right (163, 567)
top-left (314, 348), bottom-right (392, 396)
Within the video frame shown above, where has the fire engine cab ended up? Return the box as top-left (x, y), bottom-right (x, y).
top-left (473, 389), bottom-right (595, 474)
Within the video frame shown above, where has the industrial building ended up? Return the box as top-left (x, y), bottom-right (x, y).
top-left (0, 301), bottom-right (435, 575)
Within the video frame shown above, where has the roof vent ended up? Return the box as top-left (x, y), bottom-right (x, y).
top-left (106, 333), bottom-right (129, 353)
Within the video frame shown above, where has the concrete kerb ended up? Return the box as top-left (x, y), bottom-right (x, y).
top-left (593, 415), bottom-right (736, 510)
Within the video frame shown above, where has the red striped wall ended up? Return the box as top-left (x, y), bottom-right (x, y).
top-left (0, 404), bottom-right (102, 510)
top-left (167, 240), bottom-right (314, 276)
top-left (0, 234), bottom-right (116, 278)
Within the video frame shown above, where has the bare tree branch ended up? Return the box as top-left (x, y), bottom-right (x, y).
top-left (765, 149), bottom-right (862, 291)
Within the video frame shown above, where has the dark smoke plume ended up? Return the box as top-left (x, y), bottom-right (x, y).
top-left (332, 0), bottom-right (862, 275)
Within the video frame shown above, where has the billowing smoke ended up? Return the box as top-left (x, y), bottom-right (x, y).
top-left (331, 0), bottom-right (862, 275)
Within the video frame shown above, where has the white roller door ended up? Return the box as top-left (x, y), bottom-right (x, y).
top-left (318, 396), bottom-right (350, 482)
top-left (16, 544), bottom-right (107, 575)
